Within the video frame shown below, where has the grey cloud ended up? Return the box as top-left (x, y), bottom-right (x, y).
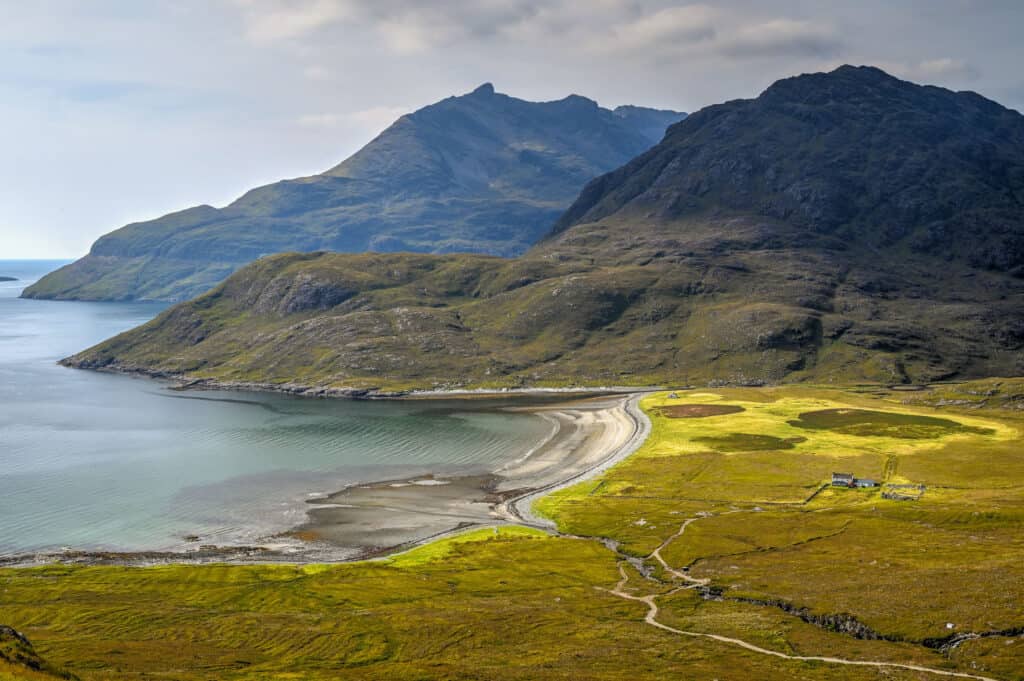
top-left (865, 58), bottom-right (981, 87)
top-left (228, 2), bottom-right (843, 64)
top-left (716, 19), bottom-right (842, 58)
top-left (228, 0), bottom-right (549, 48)
top-left (913, 58), bottom-right (980, 82)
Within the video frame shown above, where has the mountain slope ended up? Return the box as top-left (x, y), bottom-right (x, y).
top-left (64, 67), bottom-right (1024, 390)
top-left (24, 84), bottom-right (683, 302)
top-left (551, 65), bottom-right (1024, 274)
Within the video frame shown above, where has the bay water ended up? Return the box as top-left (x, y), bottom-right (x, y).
top-left (0, 260), bottom-right (551, 554)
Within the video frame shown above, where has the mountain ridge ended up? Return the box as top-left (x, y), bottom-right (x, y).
top-left (24, 85), bottom-right (683, 302)
top-left (551, 65), bottom-right (1024, 274)
top-left (62, 66), bottom-right (1024, 391)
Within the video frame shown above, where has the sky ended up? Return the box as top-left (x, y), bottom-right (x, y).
top-left (2, 1), bottom-right (1023, 258)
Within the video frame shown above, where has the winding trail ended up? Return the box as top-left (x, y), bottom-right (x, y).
top-left (603, 512), bottom-right (1003, 681)
top-left (379, 390), bottom-right (1007, 680)
top-left (501, 392), bottom-right (1006, 680)
top-left (647, 513), bottom-right (723, 586)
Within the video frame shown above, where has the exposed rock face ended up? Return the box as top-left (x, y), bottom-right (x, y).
top-left (552, 65), bottom-right (1024, 275)
top-left (62, 67), bottom-right (1024, 390)
top-left (0, 625), bottom-right (77, 679)
top-left (22, 87), bottom-right (683, 302)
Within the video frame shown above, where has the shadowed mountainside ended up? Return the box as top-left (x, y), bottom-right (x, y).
top-left (23, 84), bottom-right (682, 302)
top-left (64, 67), bottom-right (1024, 391)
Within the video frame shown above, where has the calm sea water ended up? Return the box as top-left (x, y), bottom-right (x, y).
top-left (0, 260), bottom-right (551, 554)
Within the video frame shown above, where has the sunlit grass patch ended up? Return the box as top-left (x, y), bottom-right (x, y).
top-left (654, 403), bottom-right (745, 418)
top-left (659, 509), bottom-right (850, 569)
top-left (657, 590), bottom-right (954, 670)
top-left (0, 533), bottom-right (642, 680)
top-left (537, 385), bottom-right (1024, 678)
top-left (690, 506), bottom-right (1024, 641)
top-left (386, 525), bottom-right (548, 568)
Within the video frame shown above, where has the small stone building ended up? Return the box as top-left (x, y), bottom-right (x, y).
top-left (832, 472), bottom-right (880, 488)
top-left (832, 472), bottom-right (854, 486)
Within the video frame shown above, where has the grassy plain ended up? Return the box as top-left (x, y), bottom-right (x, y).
top-left (538, 382), bottom-right (1024, 678)
top-left (1, 381), bottom-right (1023, 680)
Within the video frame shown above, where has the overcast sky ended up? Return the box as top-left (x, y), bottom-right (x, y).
top-left (3, 0), bottom-right (1023, 258)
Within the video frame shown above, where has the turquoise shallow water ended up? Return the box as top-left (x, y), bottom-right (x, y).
top-left (0, 261), bottom-right (551, 554)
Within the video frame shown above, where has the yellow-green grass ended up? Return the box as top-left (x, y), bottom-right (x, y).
top-left (0, 529), bottom-right (918, 681)
top-left (657, 588), bottom-right (960, 671)
top-left (534, 386), bottom-right (1024, 677)
top-left (2, 385), bottom-right (1023, 680)
top-left (536, 388), bottom-right (1017, 553)
top-left (0, 662), bottom-right (69, 681)
top-left (689, 503), bottom-right (1024, 639)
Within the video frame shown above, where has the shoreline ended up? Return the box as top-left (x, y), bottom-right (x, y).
top-left (502, 393), bottom-right (652, 527)
top-left (3, 391), bottom-right (653, 568)
top-left (57, 360), bottom-right (663, 400)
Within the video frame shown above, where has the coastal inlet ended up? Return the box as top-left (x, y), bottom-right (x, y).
top-left (0, 264), bottom-right (556, 560)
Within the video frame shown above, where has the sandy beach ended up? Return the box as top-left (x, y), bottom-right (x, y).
top-left (5, 392), bottom-right (650, 567)
top-left (296, 392), bottom-right (648, 558)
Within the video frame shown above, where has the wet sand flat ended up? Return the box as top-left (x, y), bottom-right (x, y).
top-left (298, 393), bottom-right (643, 558)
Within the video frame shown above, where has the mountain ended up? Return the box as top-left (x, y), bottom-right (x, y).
top-left (63, 66), bottom-right (1024, 391)
top-left (551, 65), bottom-right (1024, 273)
top-left (23, 84), bottom-right (683, 302)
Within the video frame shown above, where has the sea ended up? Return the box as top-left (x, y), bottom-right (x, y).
top-left (0, 260), bottom-right (551, 555)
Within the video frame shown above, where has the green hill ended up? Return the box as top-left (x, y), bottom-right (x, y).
top-left (63, 66), bottom-right (1024, 390)
top-left (23, 84), bottom-right (682, 302)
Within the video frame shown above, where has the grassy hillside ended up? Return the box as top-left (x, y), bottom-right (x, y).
top-left (62, 66), bottom-right (1024, 389)
top-left (2, 383), bottom-right (1022, 680)
top-left (23, 86), bottom-right (682, 302)
top-left (63, 223), bottom-right (1023, 391)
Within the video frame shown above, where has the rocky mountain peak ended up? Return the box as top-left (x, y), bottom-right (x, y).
top-left (758, 64), bottom-right (916, 107)
top-left (23, 84), bottom-right (684, 302)
top-left (551, 66), bottom-right (1024, 274)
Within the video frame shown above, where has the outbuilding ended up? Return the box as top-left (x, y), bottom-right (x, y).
top-left (832, 472), bottom-right (854, 486)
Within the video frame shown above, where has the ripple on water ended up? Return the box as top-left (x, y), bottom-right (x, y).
top-left (0, 269), bottom-right (553, 554)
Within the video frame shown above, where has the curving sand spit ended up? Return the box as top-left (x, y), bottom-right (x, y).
top-left (299, 393), bottom-right (649, 558)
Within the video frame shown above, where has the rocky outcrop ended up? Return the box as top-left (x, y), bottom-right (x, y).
top-left (731, 597), bottom-right (897, 641)
top-left (0, 625), bottom-right (77, 679)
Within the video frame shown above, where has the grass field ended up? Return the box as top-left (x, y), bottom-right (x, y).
top-left (537, 382), bottom-right (1024, 679)
top-left (2, 381), bottom-right (1023, 680)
